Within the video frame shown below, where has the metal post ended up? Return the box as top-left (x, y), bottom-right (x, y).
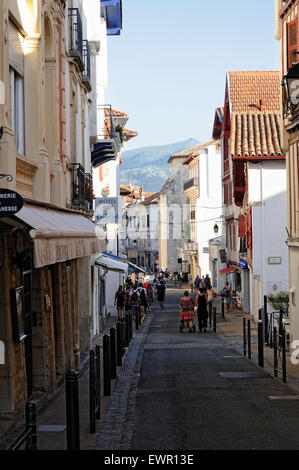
top-left (25, 401), bottom-right (37, 450)
top-left (264, 295), bottom-right (269, 346)
top-left (89, 350), bottom-right (96, 433)
top-left (221, 299), bottom-right (225, 319)
top-left (95, 345), bottom-right (101, 419)
top-left (125, 313), bottom-right (129, 347)
top-left (65, 370), bottom-right (80, 450)
top-left (103, 335), bottom-right (111, 396)
top-left (279, 309), bottom-right (283, 347)
top-left (258, 321), bottom-right (264, 368)
top-left (110, 327), bottom-right (117, 380)
top-left (273, 326), bottom-right (278, 378)
top-left (282, 328), bottom-right (287, 383)
top-left (243, 318), bottom-right (247, 356)
top-left (213, 306), bottom-right (216, 333)
top-left (247, 319), bottom-right (251, 359)
top-left (116, 321), bottom-right (122, 367)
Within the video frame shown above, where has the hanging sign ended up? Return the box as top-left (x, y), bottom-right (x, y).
top-left (0, 189), bottom-right (24, 217)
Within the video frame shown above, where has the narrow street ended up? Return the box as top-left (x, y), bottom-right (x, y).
top-left (96, 288), bottom-right (299, 451)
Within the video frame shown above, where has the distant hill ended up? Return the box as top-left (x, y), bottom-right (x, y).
top-left (120, 138), bottom-right (200, 192)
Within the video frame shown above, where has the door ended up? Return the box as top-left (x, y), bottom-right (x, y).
top-left (21, 252), bottom-right (33, 399)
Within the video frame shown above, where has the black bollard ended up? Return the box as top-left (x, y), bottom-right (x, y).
top-left (65, 370), bottom-right (80, 450)
top-left (221, 299), bottom-right (225, 319)
top-left (120, 320), bottom-right (125, 355)
top-left (135, 308), bottom-right (139, 331)
top-left (103, 335), bottom-right (111, 396)
top-left (25, 401), bottom-right (37, 450)
top-left (89, 350), bottom-right (96, 433)
top-left (95, 345), bottom-right (101, 419)
top-left (213, 306), bottom-right (216, 333)
top-left (273, 326), bottom-right (278, 377)
top-left (125, 313), bottom-right (130, 346)
top-left (110, 328), bottom-right (117, 380)
top-left (247, 319), bottom-right (251, 359)
top-left (258, 321), bottom-right (264, 368)
top-left (243, 318), bottom-right (247, 356)
top-left (282, 328), bottom-right (287, 383)
top-left (116, 321), bottom-right (122, 367)
top-left (264, 295), bottom-right (269, 346)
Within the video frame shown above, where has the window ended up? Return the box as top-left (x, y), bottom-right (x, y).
top-left (287, 19), bottom-right (298, 69)
top-left (9, 21), bottom-right (25, 155)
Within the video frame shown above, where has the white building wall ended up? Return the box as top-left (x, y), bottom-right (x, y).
top-left (249, 160), bottom-right (289, 318)
top-left (196, 144), bottom-right (223, 277)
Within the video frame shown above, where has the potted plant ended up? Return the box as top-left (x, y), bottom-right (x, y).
top-left (267, 291), bottom-right (289, 315)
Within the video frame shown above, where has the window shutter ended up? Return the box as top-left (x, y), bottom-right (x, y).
top-left (288, 19), bottom-right (298, 69)
top-left (238, 214), bottom-right (246, 238)
top-left (9, 21), bottom-right (24, 76)
top-left (246, 208), bottom-right (252, 250)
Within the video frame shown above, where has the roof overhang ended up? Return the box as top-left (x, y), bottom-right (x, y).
top-left (101, 0), bottom-right (122, 36)
top-left (91, 140), bottom-right (118, 168)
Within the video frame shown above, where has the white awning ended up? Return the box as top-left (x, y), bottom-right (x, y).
top-left (128, 261), bottom-right (145, 273)
top-left (95, 255), bottom-right (128, 274)
top-left (14, 205), bottom-right (106, 268)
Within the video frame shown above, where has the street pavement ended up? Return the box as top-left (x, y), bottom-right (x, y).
top-left (97, 287), bottom-right (299, 450)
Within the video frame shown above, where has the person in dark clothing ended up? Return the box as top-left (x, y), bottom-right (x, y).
top-left (195, 288), bottom-right (208, 332)
top-left (115, 285), bottom-right (125, 319)
top-left (157, 282), bottom-right (166, 309)
top-left (204, 274), bottom-right (212, 290)
top-left (194, 274), bottom-right (201, 290)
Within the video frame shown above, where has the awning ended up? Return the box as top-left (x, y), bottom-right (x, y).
top-left (128, 261), bottom-right (145, 273)
top-left (95, 255), bottom-right (128, 274)
top-left (219, 266), bottom-right (239, 274)
top-left (14, 205), bottom-right (105, 268)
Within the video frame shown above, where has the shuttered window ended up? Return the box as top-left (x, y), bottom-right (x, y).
top-left (287, 19), bottom-right (298, 69)
top-left (9, 21), bottom-right (24, 76)
top-left (238, 214), bottom-right (246, 238)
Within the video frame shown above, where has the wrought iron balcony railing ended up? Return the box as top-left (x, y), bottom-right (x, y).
top-left (81, 40), bottom-right (91, 90)
top-left (71, 163), bottom-right (93, 211)
top-left (190, 210), bottom-right (196, 220)
top-left (68, 8), bottom-right (84, 71)
top-left (183, 177), bottom-right (199, 192)
top-left (98, 105), bottom-right (122, 153)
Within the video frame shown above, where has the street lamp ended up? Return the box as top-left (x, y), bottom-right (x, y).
top-left (213, 223), bottom-right (219, 234)
top-left (283, 62), bottom-right (299, 107)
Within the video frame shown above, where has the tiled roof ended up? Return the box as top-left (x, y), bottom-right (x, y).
top-left (104, 108), bottom-right (128, 117)
top-left (230, 112), bottom-right (285, 158)
top-left (171, 141), bottom-right (214, 159)
top-left (228, 71), bottom-right (281, 113)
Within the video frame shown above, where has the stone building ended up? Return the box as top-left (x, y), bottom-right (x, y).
top-left (158, 150), bottom-right (190, 274)
top-left (0, 0), bottom-right (105, 421)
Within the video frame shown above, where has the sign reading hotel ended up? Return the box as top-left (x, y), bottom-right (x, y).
top-left (0, 189), bottom-right (24, 217)
top-left (94, 197), bottom-right (119, 224)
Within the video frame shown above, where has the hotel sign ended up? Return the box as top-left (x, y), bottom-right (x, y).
top-left (0, 189), bottom-right (23, 217)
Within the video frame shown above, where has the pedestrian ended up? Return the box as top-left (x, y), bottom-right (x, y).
top-left (179, 290), bottom-right (195, 333)
top-left (124, 284), bottom-right (131, 313)
top-left (138, 282), bottom-right (147, 317)
top-left (147, 283), bottom-right (154, 311)
top-left (179, 270), bottom-right (184, 287)
top-left (221, 282), bottom-right (231, 312)
top-left (114, 285), bottom-right (125, 319)
top-left (201, 276), bottom-right (205, 290)
top-left (204, 274), bottom-right (212, 290)
top-left (187, 272), bottom-right (194, 293)
top-left (130, 284), bottom-right (140, 320)
top-left (194, 274), bottom-right (201, 291)
top-left (157, 281), bottom-right (166, 309)
top-left (206, 285), bottom-right (217, 325)
top-left (195, 288), bottom-right (208, 332)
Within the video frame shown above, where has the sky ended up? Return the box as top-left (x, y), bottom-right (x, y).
top-left (105, 0), bottom-right (279, 151)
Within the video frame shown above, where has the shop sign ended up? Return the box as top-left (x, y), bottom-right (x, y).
top-left (0, 188), bottom-right (23, 217)
top-left (268, 257), bottom-right (282, 265)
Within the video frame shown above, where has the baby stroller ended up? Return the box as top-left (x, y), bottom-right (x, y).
top-left (179, 301), bottom-right (196, 333)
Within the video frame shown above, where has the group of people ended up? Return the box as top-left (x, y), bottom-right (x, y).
top-left (114, 273), bottom-right (167, 320)
top-left (180, 273), bottom-right (217, 333)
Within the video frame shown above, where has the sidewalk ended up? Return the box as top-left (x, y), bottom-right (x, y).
top-left (216, 304), bottom-right (299, 392)
top-left (0, 312), bottom-right (145, 450)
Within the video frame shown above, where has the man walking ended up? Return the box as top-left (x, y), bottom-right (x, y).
top-left (194, 274), bottom-right (201, 291)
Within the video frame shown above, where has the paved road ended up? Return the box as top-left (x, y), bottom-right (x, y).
top-left (97, 289), bottom-right (299, 450)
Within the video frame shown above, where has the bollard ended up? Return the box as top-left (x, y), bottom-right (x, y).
top-left (103, 335), bottom-right (111, 396)
top-left (125, 313), bottom-right (129, 347)
top-left (258, 321), bottom-right (264, 368)
top-left (129, 311), bottom-right (133, 342)
top-left (95, 345), bottom-right (101, 419)
top-left (110, 328), bottom-right (117, 380)
top-left (282, 328), bottom-right (287, 383)
top-left (25, 401), bottom-right (37, 450)
top-left (120, 320), bottom-right (125, 355)
top-left (264, 295), bottom-right (269, 346)
top-left (89, 350), bottom-right (96, 433)
top-left (65, 370), bottom-right (80, 450)
top-left (243, 318), bottom-right (247, 356)
top-left (213, 306), bottom-right (216, 333)
top-left (247, 319), bottom-right (251, 359)
top-left (221, 299), bottom-right (225, 319)
top-left (273, 326), bottom-right (278, 378)
top-left (116, 321), bottom-right (122, 367)
top-left (135, 308), bottom-right (139, 331)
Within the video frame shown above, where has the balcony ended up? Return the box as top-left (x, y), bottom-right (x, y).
top-left (81, 40), bottom-right (91, 92)
top-left (68, 8), bottom-right (84, 72)
top-left (101, 0), bottom-right (122, 36)
top-left (72, 163), bottom-right (93, 211)
top-left (183, 177), bottom-right (200, 198)
top-left (91, 105), bottom-right (122, 168)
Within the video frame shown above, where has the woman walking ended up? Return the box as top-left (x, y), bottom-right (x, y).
top-left (115, 285), bottom-right (125, 319)
top-left (206, 285), bottom-right (216, 326)
top-left (157, 281), bottom-right (166, 309)
top-left (147, 283), bottom-right (154, 311)
top-left (179, 290), bottom-right (195, 332)
top-left (195, 288), bottom-right (208, 332)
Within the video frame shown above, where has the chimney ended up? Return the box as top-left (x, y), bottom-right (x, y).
top-left (259, 99), bottom-right (264, 111)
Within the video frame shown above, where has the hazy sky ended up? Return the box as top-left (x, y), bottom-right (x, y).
top-left (105, 0), bottom-right (279, 151)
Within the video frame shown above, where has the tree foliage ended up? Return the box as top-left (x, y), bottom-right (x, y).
top-left (267, 291), bottom-right (289, 314)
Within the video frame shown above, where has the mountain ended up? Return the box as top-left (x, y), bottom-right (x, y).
top-left (120, 138), bottom-right (200, 192)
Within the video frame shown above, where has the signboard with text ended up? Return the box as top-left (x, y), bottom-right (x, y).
top-left (0, 189), bottom-right (24, 217)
